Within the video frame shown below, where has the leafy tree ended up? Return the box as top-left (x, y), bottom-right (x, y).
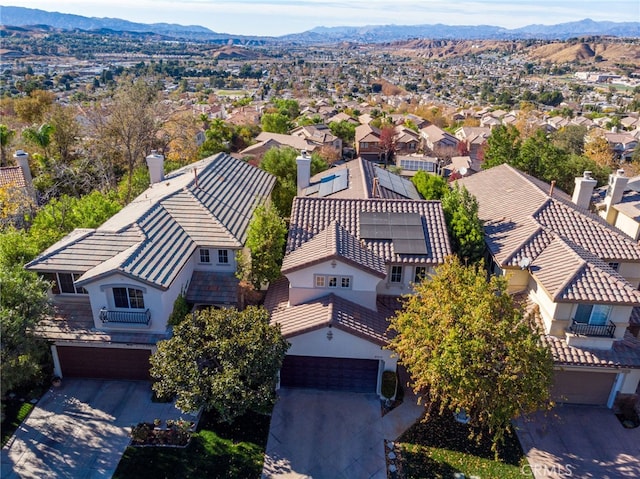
top-left (411, 170), bottom-right (448, 200)
top-left (200, 118), bottom-right (232, 156)
top-left (48, 104), bottom-right (81, 163)
top-left (379, 125), bottom-right (397, 166)
top-left (388, 256), bottom-right (553, 456)
top-left (0, 124), bottom-right (16, 167)
top-left (271, 98), bottom-right (300, 120)
top-left (515, 128), bottom-right (568, 181)
top-left (150, 306), bottom-right (289, 421)
top-left (441, 184), bottom-right (484, 264)
top-left (584, 131), bottom-right (616, 168)
top-left (538, 90), bottom-right (564, 107)
top-left (259, 147), bottom-right (328, 216)
top-left (22, 123), bottom-right (55, 159)
top-left (14, 90), bottom-right (55, 124)
top-left (482, 125), bottom-right (521, 169)
top-left (329, 120), bottom-right (356, 145)
top-left (236, 203), bottom-right (287, 290)
top-left (1, 266), bottom-right (52, 400)
top-left (632, 142), bottom-right (640, 164)
top-left (551, 125), bottom-right (587, 156)
top-left (261, 112), bottom-right (292, 134)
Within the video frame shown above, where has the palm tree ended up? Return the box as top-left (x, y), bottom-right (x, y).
top-left (22, 123), bottom-right (55, 159)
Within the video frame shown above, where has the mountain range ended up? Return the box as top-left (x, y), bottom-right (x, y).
top-left (1, 6), bottom-right (639, 43)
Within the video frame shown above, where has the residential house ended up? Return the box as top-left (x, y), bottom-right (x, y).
top-left (25, 152), bottom-right (275, 380)
top-left (355, 124), bottom-right (382, 162)
top-left (594, 169), bottom-right (640, 241)
top-left (0, 150), bottom-right (37, 226)
top-left (454, 126), bottom-right (490, 168)
top-left (459, 165), bottom-right (640, 407)
top-left (394, 126), bottom-right (420, 156)
top-left (327, 112), bottom-right (359, 125)
top-left (239, 132), bottom-right (318, 162)
top-left (290, 124), bottom-right (342, 155)
top-left (419, 124), bottom-right (458, 156)
top-left (603, 130), bottom-right (638, 162)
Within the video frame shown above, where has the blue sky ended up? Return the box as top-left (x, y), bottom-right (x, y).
top-left (6, 0), bottom-right (640, 36)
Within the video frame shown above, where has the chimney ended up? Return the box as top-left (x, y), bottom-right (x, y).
top-left (572, 170), bottom-right (597, 209)
top-left (13, 150), bottom-right (33, 188)
top-left (296, 150), bottom-right (311, 194)
top-left (603, 169), bottom-right (628, 223)
top-left (146, 150), bottom-right (164, 185)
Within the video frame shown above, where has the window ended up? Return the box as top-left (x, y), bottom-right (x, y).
top-left (575, 304), bottom-right (611, 325)
top-left (200, 248), bottom-right (210, 263)
top-left (218, 249), bottom-right (229, 264)
top-left (315, 275), bottom-right (351, 289)
top-left (390, 266), bottom-right (403, 283)
top-left (414, 267), bottom-right (427, 283)
top-left (341, 277), bottom-right (351, 288)
top-left (328, 276), bottom-right (338, 288)
top-left (41, 272), bottom-right (87, 295)
top-left (608, 262), bottom-right (620, 272)
top-left (113, 287), bottom-right (145, 309)
top-left (361, 142), bottom-right (368, 149)
top-left (315, 276), bottom-right (325, 287)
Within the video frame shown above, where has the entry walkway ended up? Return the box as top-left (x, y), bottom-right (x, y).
top-left (1, 379), bottom-right (198, 479)
top-left (262, 388), bottom-right (424, 479)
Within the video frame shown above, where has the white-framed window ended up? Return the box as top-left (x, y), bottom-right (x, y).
top-left (113, 287), bottom-right (145, 309)
top-left (199, 248), bottom-right (211, 263)
top-left (575, 304), bottom-right (611, 325)
top-left (41, 272), bottom-right (87, 295)
top-left (414, 266), bottom-right (427, 283)
top-left (315, 275), bottom-right (352, 289)
top-left (390, 266), bottom-right (403, 283)
top-left (218, 249), bottom-right (229, 264)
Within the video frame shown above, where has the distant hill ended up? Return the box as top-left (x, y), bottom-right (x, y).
top-left (1, 6), bottom-right (639, 42)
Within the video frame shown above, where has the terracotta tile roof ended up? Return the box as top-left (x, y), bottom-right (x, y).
top-left (265, 277), bottom-right (394, 345)
top-left (287, 197), bottom-right (451, 265)
top-left (0, 166), bottom-right (26, 188)
top-left (525, 303), bottom-right (640, 369)
top-left (282, 220), bottom-right (386, 277)
top-left (458, 164), bottom-right (640, 306)
top-left (531, 236), bottom-right (640, 305)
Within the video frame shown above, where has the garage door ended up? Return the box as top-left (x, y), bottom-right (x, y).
top-left (280, 355), bottom-right (379, 393)
top-left (551, 370), bottom-right (616, 406)
top-left (57, 346), bottom-right (151, 380)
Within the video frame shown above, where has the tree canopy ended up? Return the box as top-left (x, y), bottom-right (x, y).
top-left (259, 146), bottom-right (328, 216)
top-left (150, 306), bottom-right (289, 422)
top-left (388, 256), bottom-right (554, 455)
top-left (411, 170), bottom-right (448, 200)
top-left (236, 203), bottom-right (287, 290)
top-left (441, 184), bottom-right (485, 264)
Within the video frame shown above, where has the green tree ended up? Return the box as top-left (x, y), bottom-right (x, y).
top-left (150, 306), bottom-right (289, 421)
top-left (0, 124), bottom-right (16, 167)
top-left (388, 257), bottom-right (553, 456)
top-left (411, 170), bottom-right (448, 200)
top-left (482, 125), bottom-right (521, 170)
top-left (200, 118), bottom-right (232, 156)
top-left (272, 98), bottom-right (300, 120)
top-left (515, 128), bottom-right (568, 181)
top-left (1, 266), bottom-right (52, 400)
top-left (261, 112), bottom-right (292, 134)
top-left (441, 184), bottom-right (484, 264)
top-left (329, 120), bottom-right (356, 145)
top-left (22, 123), bottom-right (55, 159)
top-left (259, 147), bottom-right (328, 216)
top-left (551, 125), bottom-right (587, 156)
top-left (236, 203), bottom-right (287, 290)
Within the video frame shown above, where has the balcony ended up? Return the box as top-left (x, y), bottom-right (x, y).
top-left (99, 308), bottom-right (151, 326)
top-left (569, 318), bottom-right (616, 338)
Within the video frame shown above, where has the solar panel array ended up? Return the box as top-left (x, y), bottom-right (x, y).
top-left (399, 158), bottom-right (437, 173)
top-left (359, 211), bottom-right (428, 255)
top-left (304, 169), bottom-right (348, 197)
top-left (374, 166), bottom-right (421, 200)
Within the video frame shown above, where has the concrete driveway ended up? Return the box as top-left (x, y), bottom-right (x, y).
top-left (515, 404), bottom-right (640, 479)
top-left (262, 388), bottom-right (424, 479)
top-left (1, 379), bottom-right (197, 479)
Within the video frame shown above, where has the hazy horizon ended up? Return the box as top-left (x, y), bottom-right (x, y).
top-left (3, 1), bottom-right (639, 37)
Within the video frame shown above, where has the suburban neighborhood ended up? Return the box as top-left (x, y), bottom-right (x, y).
top-left (2, 5), bottom-right (640, 479)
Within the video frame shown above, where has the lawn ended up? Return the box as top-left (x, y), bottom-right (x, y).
top-left (398, 408), bottom-right (528, 479)
top-left (113, 409), bottom-right (271, 479)
top-left (1, 382), bottom-right (49, 447)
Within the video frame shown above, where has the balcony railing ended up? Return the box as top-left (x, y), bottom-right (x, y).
top-left (99, 308), bottom-right (151, 325)
top-left (569, 318), bottom-right (615, 338)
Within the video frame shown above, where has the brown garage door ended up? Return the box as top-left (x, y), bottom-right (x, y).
top-left (280, 355), bottom-right (379, 393)
top-left (57, 346), bottom-right (151, 380)
top-left (552, 370), bottom-right (616, 406)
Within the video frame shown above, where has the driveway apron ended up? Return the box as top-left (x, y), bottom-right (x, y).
top-left (1, 379), bottom-right (198, 479)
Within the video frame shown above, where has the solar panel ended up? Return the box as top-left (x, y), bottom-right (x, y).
top-left (400, 159), bottom-right (436, 172)
top-left (374, 166), bottom-right (421, 200)
top-left (359, 211), bottom-right (427, 255)
top-left (312, 169), bottom-right (349, 197)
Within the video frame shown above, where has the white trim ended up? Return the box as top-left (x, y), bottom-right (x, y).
top-left (100, 283), bottom-right (148, 293)
top-left (607, 372), bottom-right (626, 409)
top-left (51, 345), bottom-right (62, 378)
